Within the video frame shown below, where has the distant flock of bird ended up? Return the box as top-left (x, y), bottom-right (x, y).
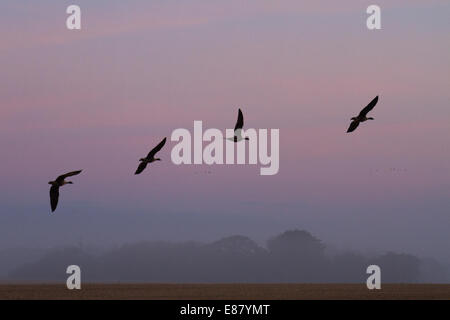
top-left (48, 95), bottom-right (379, 212)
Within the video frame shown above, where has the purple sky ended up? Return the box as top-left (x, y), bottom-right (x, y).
top-left (0, 1), bottom-right (449, 263)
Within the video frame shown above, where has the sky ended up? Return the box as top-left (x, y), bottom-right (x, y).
top-left (0, 1), bottom-right (449, 264)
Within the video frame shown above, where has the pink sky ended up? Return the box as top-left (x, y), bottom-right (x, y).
top-left (0, 1), bottom-right (449, 260)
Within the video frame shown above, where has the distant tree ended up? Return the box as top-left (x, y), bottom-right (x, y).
top-left (267, 230), bottom-right (325, 258)
top-left (9, 246), bottom-right (97, 282)
top-left (419, 258), bottom-right (449, 283)
top-left (8, 231), bottom-right (443, 284)
top-left (332, 252), bottom-right (368, 283)
top-left (205, 236), bottom-right (268, 282)
top-left (209, 235), bottom-right (266, 256)
top-left (267, 230), bottom-right (328, 282)
top-left (370, 252), bottom-right (421, 283)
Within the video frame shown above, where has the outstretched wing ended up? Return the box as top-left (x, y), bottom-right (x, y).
top-left (50, 185), bottom-right (59, 212)
top-left (234, 109), bottom-right (244, 132)
top-left (146, 137), bottom-right (167, 159)
top-left (358, 96), bottom-right (378, 118)
top-left (135, 161), bottom-right (148, 175)
top-left (347, 120), bottom-right (360, 133)
top-left (56, 170), bottom-right (82, 183)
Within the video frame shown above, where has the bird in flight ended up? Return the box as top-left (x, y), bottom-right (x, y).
top-left (135, 137), bottom-right (167, 175)
top-left (347, 96), bottom-right (379, 133)
top-left (48, 170), bottom-right (82, 212)
top-left (227, 108), bottom-right (250, 142)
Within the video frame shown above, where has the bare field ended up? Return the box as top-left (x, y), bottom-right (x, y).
top-left (0, 283), bottom-right (450, 300)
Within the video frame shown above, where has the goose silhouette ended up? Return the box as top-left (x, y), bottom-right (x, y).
top-left (48, 170), bottom-right (82, 212)
top-left (135, 137), bottom-right (167, 175)
top-left (347, 96), bottom-right (379, 133)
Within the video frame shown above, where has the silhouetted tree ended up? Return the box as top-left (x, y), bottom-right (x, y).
top-left (7, 230), bottom-right (441, 284)
top-left (331, 252), bottom-right (368, 283)
top-left (267, 230), bottom-right (329, 282)
top-left (268, 230), bottom-right (325, 258)
top-left (370, 252), bottom-right (421, 283)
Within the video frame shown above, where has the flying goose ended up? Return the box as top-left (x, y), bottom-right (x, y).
top-left (227, 108), bottom-right (250, 142)
top-left (347, 96), bottom-right (379, 133)
top-left (135, 137), bottom-right (167, 175)
top-left (48, 170), bottom-right (82, 212)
